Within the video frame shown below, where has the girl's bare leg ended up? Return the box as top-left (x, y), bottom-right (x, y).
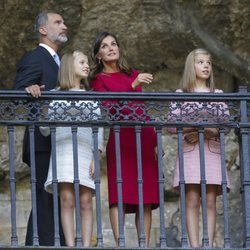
top-left (79, 186), bottom-right (94, 247)
top-left (109, 204), bottom-right (125, 246)
top-left (59, 183), bottom-right (75, 246)
top-left (185, 184), bottom-right (201, 247)
top-left (206, 185), bottom-right (217, 247)
top-left (135, 204), bottom-right (152, 247)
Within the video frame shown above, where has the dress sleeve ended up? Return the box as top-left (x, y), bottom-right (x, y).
top-left (91, 75), bottom-right (108, 92)
top-left (128, 69), bottom-right (141, 92)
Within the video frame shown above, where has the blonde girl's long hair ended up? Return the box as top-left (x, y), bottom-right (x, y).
top-left (58, 50), bottom-right (89, 90)
top-left (180, 48), bottom-right (214, 92)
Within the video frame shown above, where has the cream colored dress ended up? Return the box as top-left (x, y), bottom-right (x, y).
top-left (41, 89), bottom-right (103, 193)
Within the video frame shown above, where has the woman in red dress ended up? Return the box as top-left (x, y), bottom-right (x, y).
top-left (90, 31), bottom-right (159, 246)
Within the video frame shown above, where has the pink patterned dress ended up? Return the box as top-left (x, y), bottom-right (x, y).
top-left (170, 88), bottom-right (230, 195)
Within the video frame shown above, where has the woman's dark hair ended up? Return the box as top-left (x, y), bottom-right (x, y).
top-left (89, 31), bottom-right (132, 81)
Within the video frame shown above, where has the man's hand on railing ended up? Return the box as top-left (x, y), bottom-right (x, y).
top-left (25, 84), bottom-right (45, 98)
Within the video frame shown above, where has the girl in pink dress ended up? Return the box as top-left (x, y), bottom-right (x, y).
top-left (90, 31), bottom-right (159, 246)
top-left (168, 48), bottom-right (229, 247)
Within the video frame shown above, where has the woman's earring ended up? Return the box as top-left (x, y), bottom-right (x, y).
top-left (98, 58), bottom-right (101, 64)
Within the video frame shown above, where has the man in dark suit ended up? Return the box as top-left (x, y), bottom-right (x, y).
top-left (13, 11), bottom-right (68, 246)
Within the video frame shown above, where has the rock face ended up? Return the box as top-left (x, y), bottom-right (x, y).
top-left (0, 0), bottom-right (249, 90)
top-left (0, 0), bottom-right (249, 247)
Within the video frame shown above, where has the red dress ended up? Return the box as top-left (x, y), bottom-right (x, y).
top-left (91, 70), bottom-right (159, 213)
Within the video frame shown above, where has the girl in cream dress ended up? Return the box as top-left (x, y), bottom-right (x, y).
top-left (41, 51), bottom-right (103, 247)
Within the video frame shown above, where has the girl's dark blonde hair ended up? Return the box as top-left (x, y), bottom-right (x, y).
top-left (180, 48), bottom-right (214, 92)
top-left (58, 50), bottom-right (89, 90)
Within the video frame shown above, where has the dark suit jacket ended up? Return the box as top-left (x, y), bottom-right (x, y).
top-left (13, 46), bottom-right (59, 162)
top-left (13, 46), bottom-right (65, 246)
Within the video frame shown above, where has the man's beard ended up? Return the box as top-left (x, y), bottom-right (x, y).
top-left (56, 34), bottom-right (68, 43)
top-left (47, 33), bottom-right (68, 44)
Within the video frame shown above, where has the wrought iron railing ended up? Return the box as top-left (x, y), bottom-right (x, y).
top-left (0, 86), bottom-right (250, 249)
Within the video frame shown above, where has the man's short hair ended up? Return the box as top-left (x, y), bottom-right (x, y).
top-left (34, 11), bottom-right (49, 35)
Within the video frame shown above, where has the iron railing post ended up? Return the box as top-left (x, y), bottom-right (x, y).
top-left (50, 125), bottom-right (60, 246)
top-left (198, 128), bottom-right (209, 247)
top-left (219, 128), bottom-right (231, 248)
top-left (71, 125), bottom-right (82, 247)
top-left (7, 125), bottom-right (18, 246)
top-left (177, 127), bottom-right (188, 247)
top-left (239, 86), bottom-right (250, 248)
top-left (28, 125), bottom-right (39, 246)
top-left (92, 126), bottom-right (104, 247)
top-left (156, 126), bottom-right (167, 248)
top-left (135, 125), bottom-right (146, 247)
top-left (114, 125), bottom-right (125, 247)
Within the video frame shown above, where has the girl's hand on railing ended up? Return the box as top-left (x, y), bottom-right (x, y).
top-left (39, 126), bottom-right (50, 137)
top-left (89, 160), bottom-right (95, 179)
top-left (154, 147), bottom-right (165, 160)
top-left (184, 131), bottom-right (199, 144)
top-left (204, 128), bottom-right (219, 139)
